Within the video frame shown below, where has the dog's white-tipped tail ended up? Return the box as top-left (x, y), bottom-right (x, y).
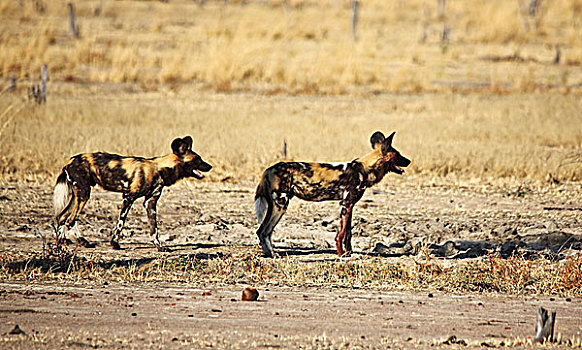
top-left (255, 196), bottom-right (268, 224)
top-left (53, 170), bottom-right (72, 221)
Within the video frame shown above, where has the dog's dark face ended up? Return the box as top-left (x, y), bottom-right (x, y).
top-left (370, 131), bottom-right (411, 175)
top-left (171, 136), bottom-right (212, 179)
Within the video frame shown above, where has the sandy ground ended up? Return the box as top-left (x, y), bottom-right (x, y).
top-left (1, 178), bottom-right (582, 348)
top-left (1, 281), bottom-right (581, 349)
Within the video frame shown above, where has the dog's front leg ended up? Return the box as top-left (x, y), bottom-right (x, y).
top-left (110, 196), bottom-right (135, 250)
top-left (336, 204), bottom-right (354, 256)
top-left (337, 189), bottom-right (363, 256)
top-left (342, 205), bottom-right (354, 252)
top-left (145, 187), bottom-right (166, 252)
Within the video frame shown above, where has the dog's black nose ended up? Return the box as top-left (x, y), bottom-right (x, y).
top-left (398, 156), bottom-right (411, 167)
top-left (202, 162), bottom-right (212, 172)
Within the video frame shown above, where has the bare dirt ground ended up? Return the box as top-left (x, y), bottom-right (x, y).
top-left (1, 178), bottom-right (582, 348)
top-left (1, 281), bottom-right (580, 349)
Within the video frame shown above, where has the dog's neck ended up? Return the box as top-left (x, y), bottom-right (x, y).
top-left (155, 154), bottom-right (185, 186)
top-left (354, 148), bottom-right (389, 187)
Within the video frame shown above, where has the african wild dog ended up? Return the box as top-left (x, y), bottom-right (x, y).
top-left (254, 131), bottom-right (410, 257)
top-left (53, 136), bottom-right (212, 251)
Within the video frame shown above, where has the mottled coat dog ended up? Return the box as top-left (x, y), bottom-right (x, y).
top-left (53, 136), bottom-right (212, 251)
top-left (255, 131), bottom-right (410, 257)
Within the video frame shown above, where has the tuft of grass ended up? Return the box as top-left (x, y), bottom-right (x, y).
top-left (2, 248), bottom-right (581, 296)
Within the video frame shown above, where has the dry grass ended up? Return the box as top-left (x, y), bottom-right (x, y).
top-left (1, 1), bottom-right (581, 182)
top-left (1, 1), bottom-right (581, 183)
top-left (1, 90), bottom-right (581, 182)
top-left (1, 246), bottom-right (581, 296)
top-left (1, 0), bottom-right (582, 93)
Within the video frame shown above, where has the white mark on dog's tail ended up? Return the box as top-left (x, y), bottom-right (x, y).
top-left (255, 196), bottom-right (268, 224)
top-left (53, 169), bottom-right (73, 220)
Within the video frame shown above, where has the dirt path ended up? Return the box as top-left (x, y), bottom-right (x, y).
top-left (1, 281), bottom-right (581, 349)
top-left (1, 179), bottom-right (582, 348)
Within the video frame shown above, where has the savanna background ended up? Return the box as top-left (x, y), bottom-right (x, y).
top-left (0, 0), bottom-right (581, 182)
top-left (1, 1), bottom-right (582, 348)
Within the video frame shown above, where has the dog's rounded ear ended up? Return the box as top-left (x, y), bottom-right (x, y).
top-left (183, 136), bottom-right (193, 150)
top-left (171, 138), bottom-right (183, 155)
top-left (172, 136), bottom-right (194, 156)
top-left (370, 131), bottom-right (385, 149)
top-left (171, 138), bottom-right (187, 156)
top-left (381, 131), bottom-right (396, 155)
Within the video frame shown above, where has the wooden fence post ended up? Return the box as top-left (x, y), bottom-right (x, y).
top-left (529, 0), bottom-right (539, 16)
top-left (351, 0), bottom-right (360, 41)
top-left (68, 3), bottom-right (80, 37)
top-left (534, 307), bottom-right (556, 343)
top-left (282, 139), bottom-right (287, 159)
top-left (28, 65), bottom-right (48, 104)
top-left (441, 24), bottom-right (450, 44)
top-left (40, 64), bottom-right (48, 104)
top-left (437, 0), bottom-right (446, 18)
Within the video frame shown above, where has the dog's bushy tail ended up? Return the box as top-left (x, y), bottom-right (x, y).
top-left (53, 169), bottom-right (73, 227)
top-left (254, 175), bottom-right (271, 225)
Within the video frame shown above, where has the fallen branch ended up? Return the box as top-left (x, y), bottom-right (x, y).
top-left (543, 207), bottom-right (582, 211)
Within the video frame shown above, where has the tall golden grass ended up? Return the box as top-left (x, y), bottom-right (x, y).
top-left (1, 0), bottom-right (581, 93)
top-left (1, 89), bottom-right (581, 182)
top-left (0, 1), bottom-right (581, 182)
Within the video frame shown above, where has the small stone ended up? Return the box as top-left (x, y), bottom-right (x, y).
top-left (242, 287), bottom-right (259, 301)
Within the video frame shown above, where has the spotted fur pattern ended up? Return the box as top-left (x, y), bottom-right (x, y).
top-left (255, 131), bottom-right (410, 257)
top-left (53, 136), bottom-right (212, 251)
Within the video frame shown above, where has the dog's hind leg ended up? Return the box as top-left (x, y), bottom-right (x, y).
top-left (256, 192), bottom-right (288, 257)
top-left (57, 187), bottom-right (80, 246)
top-left (71, 185), bottom-right (93, 248)
top-left (144, 186), bottom-right (165, 252)
top-left (55, 225), bottom-right (68, 246)
top-left (110, 195), bottom-right (135, 250)
top-left (261, 206), bottom-right (286, 257)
